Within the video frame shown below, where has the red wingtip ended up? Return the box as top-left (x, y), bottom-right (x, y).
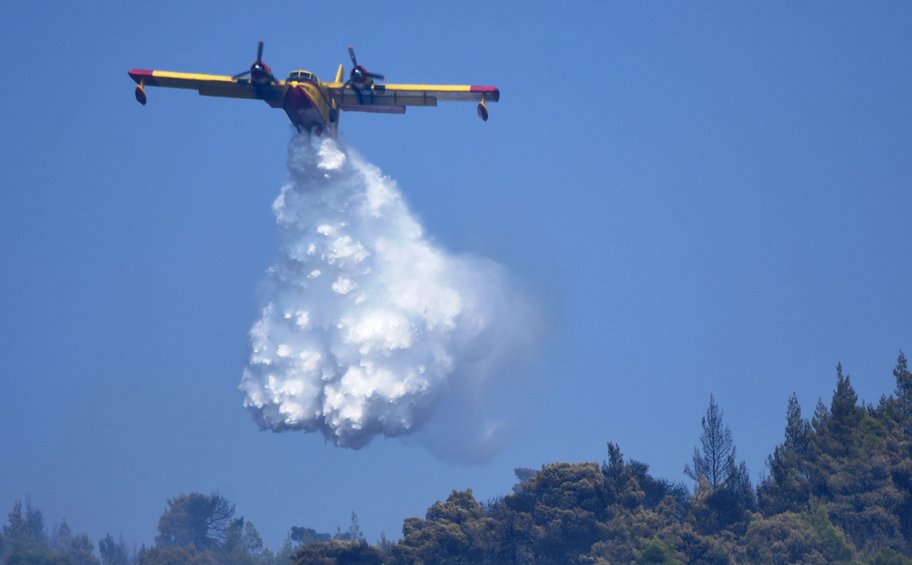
top-left (128, 68), bottom-right (154, 85)
top-left (470, 86), bottom-right (500, 102)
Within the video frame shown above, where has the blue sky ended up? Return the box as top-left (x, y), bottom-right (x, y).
top-left (1, 0), bottom-right (910, 551)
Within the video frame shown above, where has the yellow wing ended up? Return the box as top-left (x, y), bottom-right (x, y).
top-left (128, 69), bottom-right (286, 106)
top-left (326, 82), bottom-right (500, 114)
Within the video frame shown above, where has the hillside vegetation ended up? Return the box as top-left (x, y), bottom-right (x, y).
top-left (3, 353), bottom-right (911, 564)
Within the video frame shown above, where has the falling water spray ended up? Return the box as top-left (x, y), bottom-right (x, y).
top-left (240, 134), bottom-right (537, 458)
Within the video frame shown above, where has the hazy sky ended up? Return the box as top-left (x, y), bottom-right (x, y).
top-left (1, 0), bottom-right (910, 551)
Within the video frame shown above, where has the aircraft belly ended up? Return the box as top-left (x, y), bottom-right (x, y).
top-left (283, 84), bottom-right (328, 132)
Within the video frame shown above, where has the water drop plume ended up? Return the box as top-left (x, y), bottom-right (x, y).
top-left (240, 134), bottom-right (538, 459)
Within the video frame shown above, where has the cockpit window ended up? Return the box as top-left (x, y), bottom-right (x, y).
top-left (287, 70), bottom-right (317, 83)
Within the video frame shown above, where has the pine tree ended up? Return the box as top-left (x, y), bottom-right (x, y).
top-left (686, 395), bottom-right (755, 533)
top-left (3, 499), bottom-right (45, 551)
top-left (685, 395), bottom-right (735, 489)
top-left (812, 398), bottom-right (830, 434)
top-left (894, 351), bottom-right (912, 433)
top-left (759, 393), bottom-right (812, 514)
top-left (784, 393), bottom-right (811, 454)
top-left (830, 364), bottom-right (861, 442)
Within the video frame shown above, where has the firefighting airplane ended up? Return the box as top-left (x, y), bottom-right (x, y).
top-left (128, 42), bottom-right (500, 136)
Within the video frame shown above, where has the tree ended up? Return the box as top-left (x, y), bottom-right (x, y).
top-left (894, 351), bottom-right (912, 433)
top-left (743, 506), bottom-right (857, 564)
top-left (784, 393), bottom-right (811, 453)
top-left (276, 526), bottom-right (333, 563)
top-left (154, 493), bottom-right (236, 550)
top-left (333, 512), bottom-right (365, 542)
top-left (291, 540), bottom-right (382, 565)
top-left (69, 534), bottom-right (99, 565)
top-left (686, 396), bottom-right (755, 534)
top-left (2, 501), bottom-right (101, 565)
top-left (51, 521), bottom-right (99, 565)
top-left (685, 395), bottom-right (736, 490)
top-left (3, 499), bottom-right (47, 555)
top-left (759, 394), bottom-right (814, 514)
top-left (99, 533), bottom-right (131, 565)
top-left (288, 526), bottom-right (331, 546)
top-left (603, 443), bottom-right (687, 512)
top-left (829, 364), bottom-right (863, 452)
top-left (222, 518), bottom-right (273, 565)
top-left (392, 489), bottom-right (498, 564)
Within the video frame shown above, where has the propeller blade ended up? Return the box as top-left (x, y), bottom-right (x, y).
top-left (257, 41), bottom-right (264, 63)
top-left (365, 72), bottom-right (385, 80)
top-left (348, 46), bottom-right (358, 67)
top-left (232, 70), bottom-right (251, 79)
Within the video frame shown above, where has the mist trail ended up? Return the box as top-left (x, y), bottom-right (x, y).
top-left (240, 134), bottom-right (537, 460)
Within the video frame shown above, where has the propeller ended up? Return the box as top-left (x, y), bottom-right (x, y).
top-left (344, 46), bottom-right (385, 87)
top-left (233, 41), bottom-right (267, 79)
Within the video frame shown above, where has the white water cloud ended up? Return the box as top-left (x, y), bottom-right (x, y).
top-left (240, 134), bottom-right (539, 458)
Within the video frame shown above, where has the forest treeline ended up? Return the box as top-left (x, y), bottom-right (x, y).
top-left (3, 352), bottom-right (911, 564)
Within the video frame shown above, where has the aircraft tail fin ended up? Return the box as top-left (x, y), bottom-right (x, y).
top-left (334, 64), bottom-right (344, 83)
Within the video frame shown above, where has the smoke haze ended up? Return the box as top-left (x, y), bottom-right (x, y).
top-left (240, 134), bottom-right (538, 460)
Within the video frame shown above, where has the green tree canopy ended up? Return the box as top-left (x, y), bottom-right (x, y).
top-left (154, 493), bottom-right (236, 550)
top-left (292, 540), bottom-right (382, 565)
